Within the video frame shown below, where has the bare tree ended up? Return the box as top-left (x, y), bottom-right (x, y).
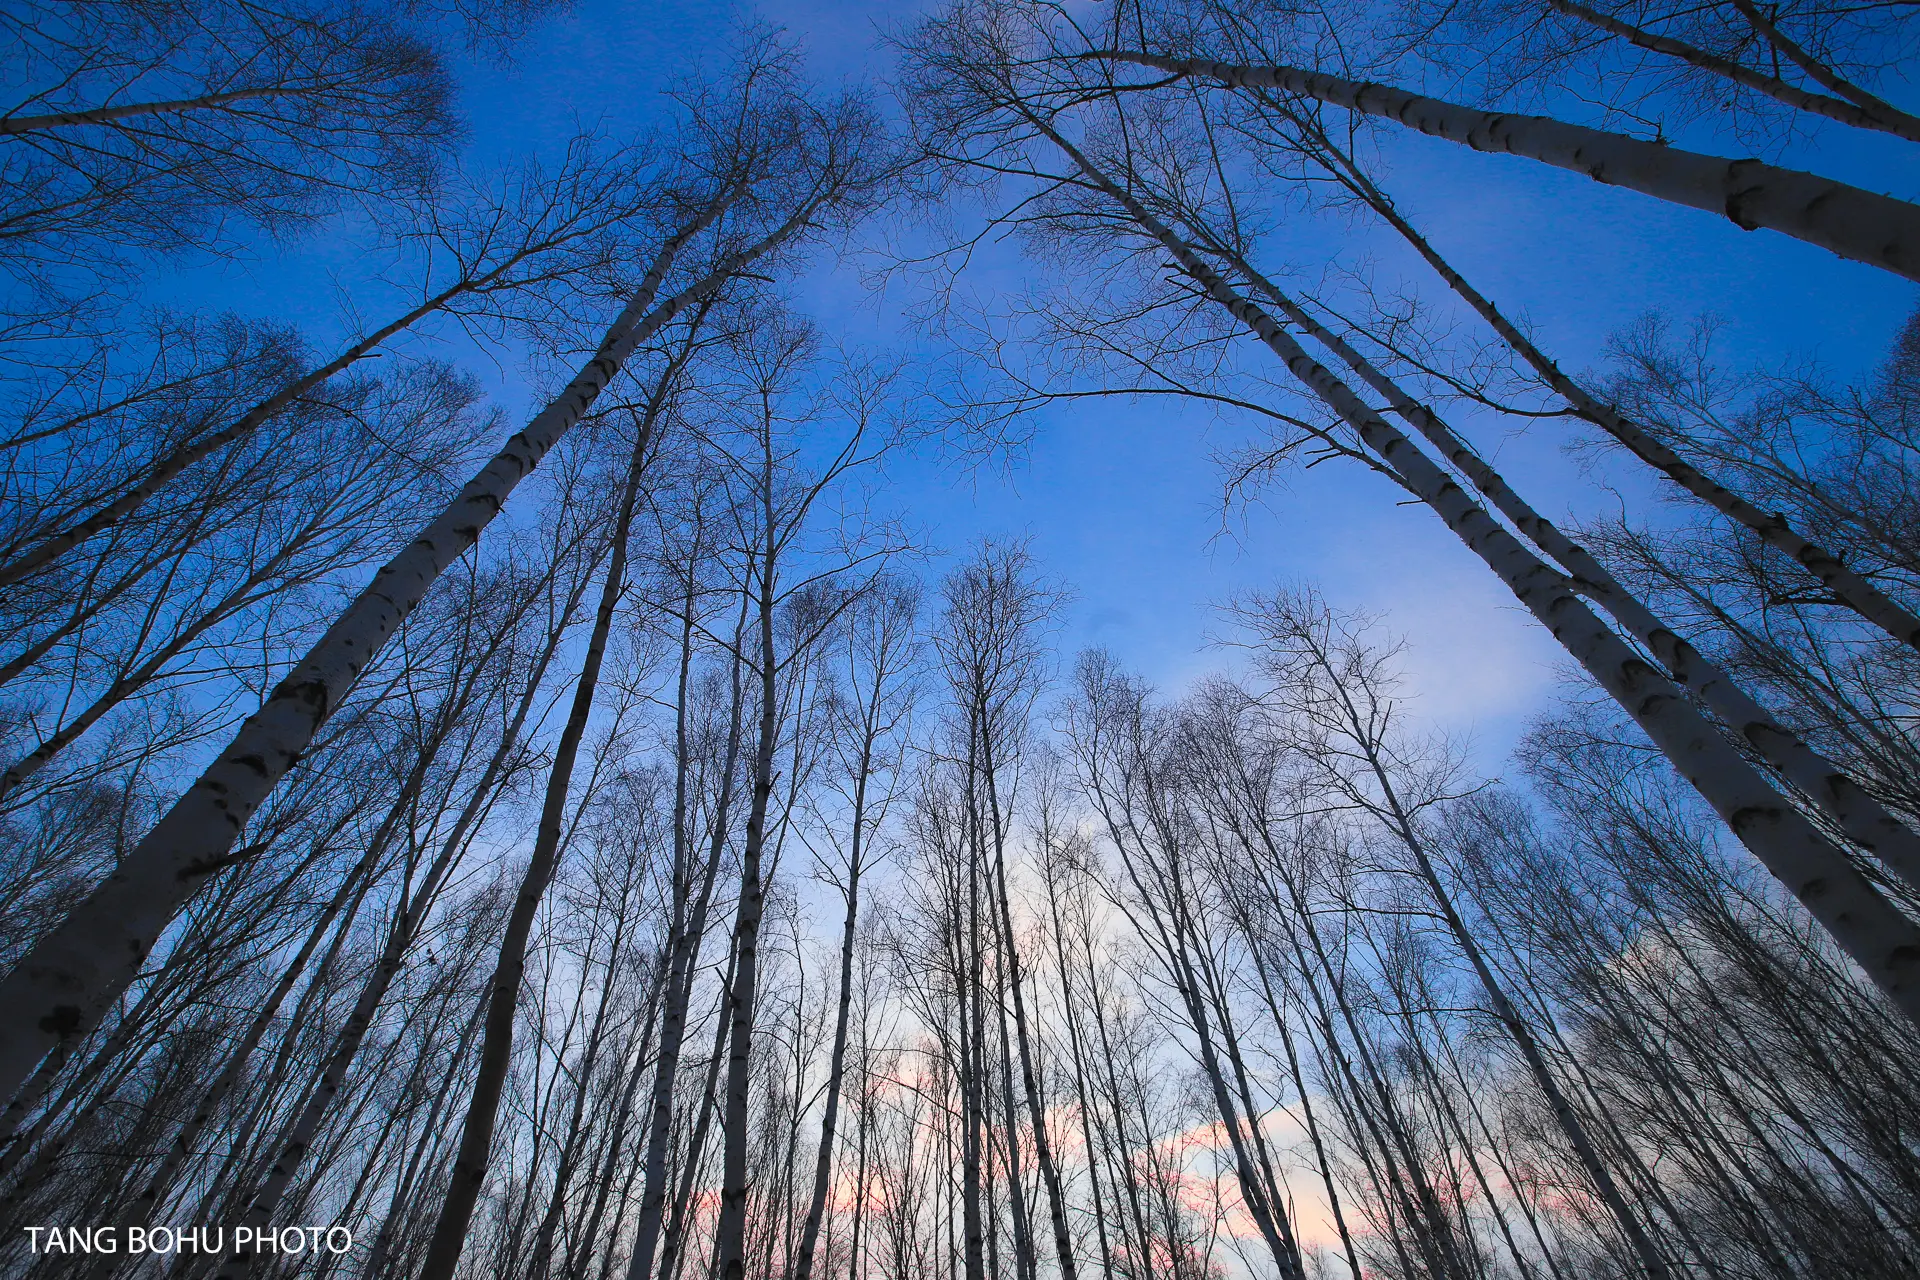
top-left (791, 575), bottom-right (920, 1280)
top-left (895, 7), bottom-right (1920, 1027)
top-left (706, 314), bottom-right (904, 1280)
top-left (0, 132), bottom-right (673, 592)
top-left (0, 43), bottom-right (886, 1106)
top-left (409, 316), bottom-right (703, 1280)
top-left (1082, 25), bottom-right (1920, 279)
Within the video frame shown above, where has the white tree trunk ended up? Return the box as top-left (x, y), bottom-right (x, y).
top-left (1037, 117), bottom-right (1920, 1024)
top-left (0, 195), bottom-right (812, 1107)
top-left (0, 87), bottom-right (299, 134)
top-left (1201, 236), bottom-right (1920, 894)
top-left (1098, 51), bottom-right (1920, 281)
top-left (1313, 148), bottom-right (1920, 651)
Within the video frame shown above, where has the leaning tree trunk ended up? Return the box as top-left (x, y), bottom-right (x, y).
top-left (1238, 917), bottom-right (1366, 1279)
top-left (1132, 857), bottom-right (1312, 1280)
top-left (1194, 230), bottom-right (1920, 893)
top-left (1094, 49), bottom-right (1920, 280)
top-left (411, 401), bottom-right (665, 1280)
top-left (1032, 118), bottom-right (1920, 1020)
top-left (0, 194), bottom-right (816, 1107)
top-left (0, 790), bottom-right (370, 1184)
top-left (1732, 0), bottom-right (1920, 135)
top-left (1086, 768), bottom-right (1314, 1280)
top-left (0, 87), bottom-right (301, 134)
top-left (1291, 124), bottom-right (1920, 652)
top-left (198, 542), bottom-right (595, 1278)
top-left (96, 809), bottom-right (396, 1249)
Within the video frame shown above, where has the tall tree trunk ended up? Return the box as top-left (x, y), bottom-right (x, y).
top-left (96, 814), bottom-right (389, 1246)
top-left (989, 854), bottom-right (1038, 1280)
top-left (1290, 117), bottom-right (1920, 650)
top-left (1194, 222), bottom-right (1920, 893)
top-left (1095, 50), bottom-right (1920, 280)
top-left (624, 600), bottom-right (749, 1280)
top-left (1729, 0), bottom-right (1912, 126)
top-left (0, 86), bottom-right (306, 133)
top-left (0, 193), bottom-right (810, 1107)
top-left (1080, 758), bottom-right (1313, 1279)
top-left (656, 936), bottom-right (737, 1280)
top-left (1080, 904), bottom-right (1157, 1276)
top-left (1040, 851), bottom-right (1122, 1280)
top-left (791, 738), bottom-right (876, 1280)
top-left (712, 537), bottom-right (782, 1280)
top-left (361, 982), bottom-right (491, 1280)
top-left (412, 402), bottom-right (664, 1280)
top-left (0, 793), bottom-right (369, 1195)
top-left (1240, 932), bottom-right (1364, 1279)
top-left (960, 729), bottom-right (989, 1280)
top-left (567, 959), bottom-right (667, 1280)
top-left (525, 886), bottom-right (646, 1280)
top-left (168, 521), bottom-right (592, 1275)
top-left (1542, 0), bottom-right (1920, 141)
top-left (1035, 117), bottom-right (1920, 1024)
top-left (980, 737), bottom-right (1079, 1280)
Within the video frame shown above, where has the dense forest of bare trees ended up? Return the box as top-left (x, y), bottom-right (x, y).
top-left (2, 0), bottom-right (1918, 1277)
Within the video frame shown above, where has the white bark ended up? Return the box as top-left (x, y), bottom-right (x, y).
top-left (416, 337), bottom-right (672, 1280)
top-left (1202, 239), bottom-right (1920, 895)
top-left (98, 818), bottom-right (391, 1247)
top-left (1729, 0), bottom-right (1915, 127)
top-left (1304, 141), bottom-right (1920, 651)
top-left (206, 570), bottom-right (582, 1275)
top-left (0, 195), bottom-right (811, 1106)
top-left (0, 87), bottom-right (299, 134)
top-left (1034, 117), bottom-right (1920, 1025)
top-left (1096, 51), bottom-right (1920, 282)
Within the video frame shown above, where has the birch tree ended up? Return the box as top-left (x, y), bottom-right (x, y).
top-left (1076, 11), bottom-right (1920, 280)
top-left (0, 44), bottom-right (886, 1108)
top-left (1399, 0), bottom-right (1920, 145)
top-left (705, 314), bottom-right (905, 1280)
top-left (897, 2), bottom-right (1920, 1028)
top-left (411, 315), bottom-right (701, 1280)
top-left (791, 575), bottom-right (920, 1280)
top-left (1200, 89), bottom-right (1920, 653)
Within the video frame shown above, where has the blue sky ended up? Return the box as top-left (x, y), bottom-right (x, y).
top-left (157, 0), bottom-right (1920, 774)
